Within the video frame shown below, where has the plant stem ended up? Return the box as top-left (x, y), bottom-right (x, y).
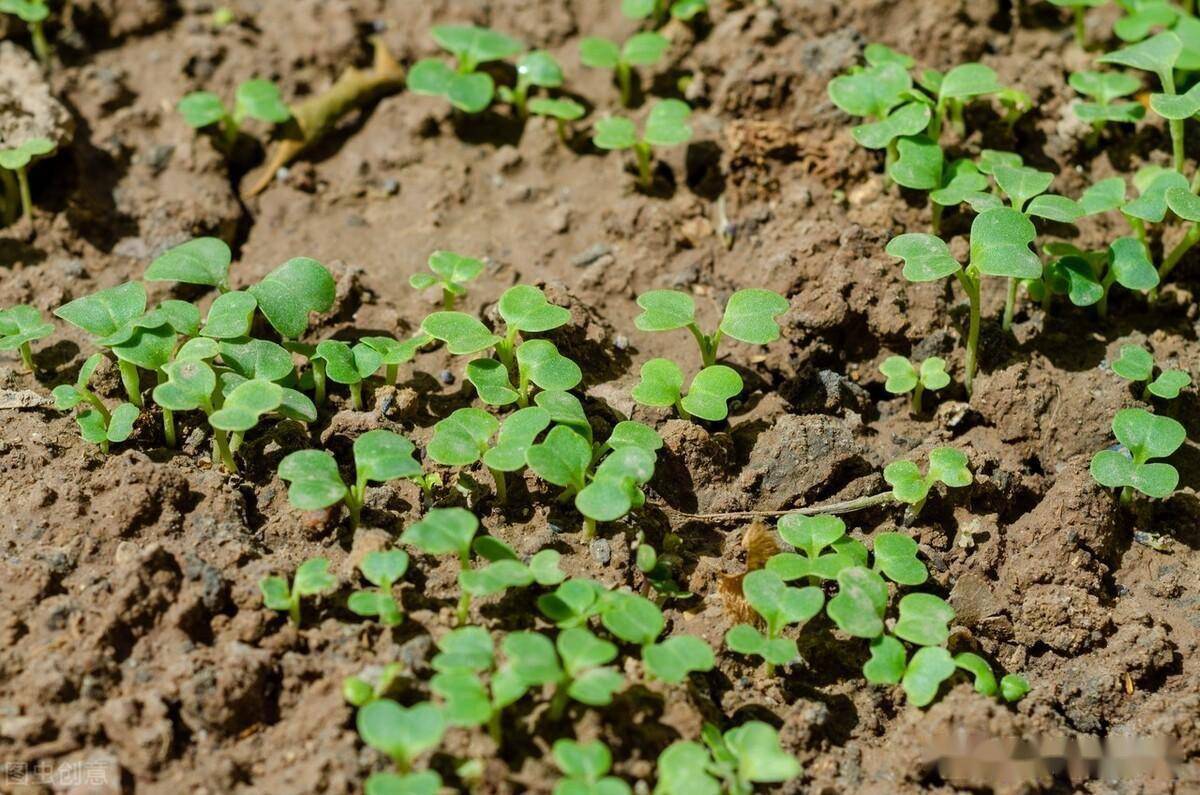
top-left (385, 363), bottom-right (398, 385)
top-left (0, 168), bottom-right (17, 225)
top-left (617, 62), bottom-right (633, 107)
top-left (674, 398), bottom-right (692, 421)
top-left (910, 383), bottom-right (924, 415)
top-left (548, 684), bottom-right (571, 721)
top-left (634, 142), bottom-right (653, 190)
top-left (289, 596), bottom-right (301, 627)
top-left (15, 167), bottom-right (32, 219)
top-left (30, 21), bottom-right (49, 67)
top-left (231, 431), bottom-right (244, 453)
top-left (649, 490), bottom-right (897, 520)
top-left (583, 516), bottom-right (597, 540)
top-left (955, 271), bottom-right (982, 397)
top-left (765, 661), bottom-right (776, 678)
top-left (18, 342), bottom-right (34, 373)
top-left (1158, 222), bottom-right (1200, 284)
top-left (1002, 277), bottom-right (1017, 333)
top-left (117, 360), bottom-right (143, 408)
top-left (443, 287), bottom-right (456, 310)
top-left (347, 494), bottom-right (362, 529)
top-left (491, 467), bottom-right (507, 505)
top-left (156, 369), bottom-right (175, 447)
top-left (313, 361), bottom-right (326, 406)
top-left (456, 551), bottom-right (472, 625)
top-left (931, 202), bottom-right (943, 235)
top-left (1073, 7), bottom-right (1086, 48)
top-left (555, 118), bottom-right (569, 143)
top-left (1161, 70), bottom-right (1185, 172)
top-left (213, 428), bottom-right (237, 473)
top-left (488, 711), bottom-right (502, 745)
top-left (1120, 486), bottom-right (1133, 506)
top-left (350, 381), bottom-right (364, 410)
top-left (884, 138), bottom-right (898, 183)
top-left (687, 324), bottom-right (715, 367)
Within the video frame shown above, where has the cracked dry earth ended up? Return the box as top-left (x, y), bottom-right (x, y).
top-left (1, 0), bottom-right (1199, 794)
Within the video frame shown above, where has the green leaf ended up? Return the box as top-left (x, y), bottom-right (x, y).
top-left (356, 700), bottom-right (445, 768)
top-left (919, 357), bottom-right (950, 390)
top-left (530, 549), bottom-right (565, 585)
top-left (1070, 70), bottom-right (1141, 104)
top-left (655, 742), bottom-right (720, 795)
top-left (680, 365), bottom-right (742, 421)
top-left (54, 282), bottom-right (147, 340)
top-left (433, 626), bottom-right (495, 673)
top-left (778, 513), bottom-right (845, 557)
top-left (526, 425), bottom-right (591, 490)
top-left (460, 559), bottom-right (534, 596)
top-left (928, 447), bottom-right (973, 487)
top-left (879, 356), bottom-right (918, 394)
top-left (106, 403), bottom-right (139, 442)
top-left (893, 593), bottom-right (955, 646)
top-left (518, 50), bottom-right (563, 88)
top-left (529, 97), bottom-right (585, 120)
top-left (863, 635), bottom-right (907, 685)
top-left (1150, 82), bottom-right (1200, 119)
top-left (600, 591), bottom-right (664, 645)
top-left (501, 630), bottom-right (563, 687)
top-left (622, 31), bottom-right (670, 65)
top-left (248, 257), bottom-right (335, 339)
top-left (1098, 31), bottom-right (1182, 84)
top-left (314, 340), bottom-right (381, 385)
top-left (517, 340), bottom-right (581, 391)
top-left (235, 79), bottom-right (291, 123)
top-left (210, 378), bottom-right (283, 431)
top-left (432, 24), bottom-right (522, 65)
top-left (938, 63), bottom-right (1000, 101)
top-left (826, 566), bottom-right (888, 638)
top-left (1148, 369), bottom-right (1190, 399)
top-left (218, 338), bottom-right (292, 382)
top-left (852, 102), bottom-right (930, 149)
top-left (425, 250), bottom-right (485, 290)
top-left (431, 670), bottom-right (491, 727)
top-left (365, 771), bottom-right (442, 795)
top-left (354, 430), bottom-right (421, 484)
top-left (886, 233), bottom-right (961, 282)
top-left (643, 99), bottom-right (693, 147)
top-left (362, 334), bottom-right (429, 366)
top-left (153, 359), bottom-right (217, 411)
top-left (1108, 237), bottom-right (1159, 291)
top-left (671, 0), bottom-right (708, 20)
top-left (178, 91), bottom-right (226, 128)
top-left (720, 288), bottom-right (788, 345)
top-left (970, 207), bottom-right (1041, 279)
top-left (1000, 674), bottom-right (1030, 702)
top-left (401, 507), bottom-right (479, 557)
top-left (993, 165), bottom-right (1053, 210)
top-left (145, 237), bottom-right (231, 288)
top-left (902, 647), bottom-right (956, 707)
top-left (482, 407), bottom-right (552, 471)
top-left (1075, 101), bottom-right (1145, 125)
top-left (1123, 169), bottom-right (1188, 223)
top-left (407, 59), bottom-right (457, 97)
top-left (579, 37), bottom-right (621, 70)
top-left (627, 357), bottom-right (681, 406)
top-left (888, 135), bottom-right (943, 190)
top-left (643, 635), bottom-right (714, 683)
top-left (743, 569), bottom-right (824, 634)
top-left (1026, 194), bottom-right (1083, 223)
top-left (593, 116), bottom-right (638, 150)
top-left (466, 358), bottom-right (519, 406)
top-left (724, 722), bottom-right (801, 784)
top-left (448, 72), bottom-right (495, 113)
top-left (635, 290), bottom-right (695, 331)
top-left (293, 557), bottom-right (336, 596)
top-left (429, 407), bottom-right (500, 466)
top-left (1112, 345), bottom-right (1154, 382)
top-left (554, 738), bottom-right (613, 781)
top-left (954, 652), bottom-right (998, 696)
top-left (360, 549), bottom-right (409, 589)
top-left (621, 0), bottom-right (655, 19)
top-left (0, 305), bottom-right (52, 351)
top-left (828, 62), bottom-right (911, 119)
top-left (279, 449), bottom-right (348, 510)
top-left (884, 459), bottom-right (927, 504)
top-left (422, 311), bottom-right (502, 355)
top-left (200, 290), bottom-right (257, 339)
top-left (872, 532), bottom-right (928, 585)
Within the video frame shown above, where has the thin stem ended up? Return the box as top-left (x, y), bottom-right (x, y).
top-left (674, 398), bottom-right (692, 421)
top-left (456, 551), bottom-right (472, 626)
top-left (313, 361), bottom-right (327, 406)
top-left (634, 142), bottom-right (653, 190)
top-left (289, 596), bottom-right (301, 627)
top-left (555, 118), bottom-right (569, 143)
top-left (648, 490), bottom-right (896, 521)
top-left (1159, 222), bottom-right (1200, 283)
top-left (955, 270), bottom-right (981, 397)
top-left (1120, 486), bottom-right (1133, 506)
top-left (350, 381), bottom-right (364, 411)
top-left (19, 342), bottom-right (34, 373)
top-left (687, 324), bottom-right (715, 367)
top-left (884, 138), bottom-right (898, 184)
top-left (385, 363), bottom-right (398, 385)
top-left (231, 431), bottom-right (244, 453)
top-left (1002, 277), bottom-right (1017, 333)
top-left (30, 21), bottom-right (49, 67)
top-left (117, 360), bottom-right (143, 408)
top-left (491, 467), bottom-right (507, 505)
top-left (1, 168), bottom-right (17, 225)
top-left (765, 661), bottom-right (776, 678)
top-left (156, 369), bottom-right (175, 447)
top-left (443, 287), bottom-right (456, 311)
top-left (1073, 7), bottom-right (1086, 48)
top-left (583, 516), bottom-right (597, 540)
top-left (346, 492), bottom-right (363, 529)
top-left (488, 711), bottom-right (502, 745)
top-left (213, 429), bottom-right (237, 473)
top-left (15, 167), bottom-right (32, 219)
top-left (1161, 70), bottom-right (1184, 172)
top-left (617, 62), bottom-right (633, 107)
top-left (84, 391), bottom-right (111, 424)
top-left (910, 383), bottom-right (924, 415)
top-left (931, 202), bottom-right (943, 235)
top-left (548, 683), bottom-right (571, 721)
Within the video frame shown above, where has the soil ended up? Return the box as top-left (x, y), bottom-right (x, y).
top-left (1, 0), bottom-right (1199, 793)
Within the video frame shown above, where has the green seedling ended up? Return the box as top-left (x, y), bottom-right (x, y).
top-left (1111, 344), bottom-right (1192, 400)
top-left (765, 514), bottom-right (871, 584)
top-left (884, 446), bottom-right (973, 519)
top-left (1049, 0), bottom-right (1106, 47)
top-left (278, 430), bottom-right (422, 527)
top-left (410, 250), bottom-right (485, 310)
top-left (400, 508), bottom-right (480, 624)
top-left (178, 79), bottom-right (291, 151)
top-left (622, 0), bottom-right (708, 25)
top-left (1040, 237), bottom-right (1158, 317)
top-left (1070, 71), bottom-right (1145, 145)
top-left (408, 25), bottom-right (523, 113)
top-left (343, 662), bottom-right (404, 707)
top-left (537, 578), bottom-right (610, 628)
top-left (530, 97), bottom-right (586, 142)
top-left (498, 50), bottom-right (564, 117)
top-left (593, 99), bottom-right (693, 189)
top-left (430, 627), bottom-right (517, 742)
top-left (887, 207), bottom-right (1041, 394)
top-left (429, 406), bottom-right (551, 503)
top-left (460, 537), bottom-right (564, 602)
top-left (1091, 407), bottom-right (1186, 502)
top-left (356, 699), bottom-right (445, 774)
top-left (259, 557), bottom-right (336, 626)
top-left (364, 771), bottom-right (442, 795)
top-left (656, 722), bottom-right (800, 795)
top-left (145, 236), bottom-right (233, 291)
top-left (0, 305), bottom-right (52, 372)
top-left (997, 86), bottom-right (1033, 127)
top-left (466, 338), bottom-right (582, 408)
top-left (828, 58), bottom-right (929, 180)
top-left (312, 339), bottom-right (382, 409)
top-left (879, 355), bottom-right (950, 413)
top-left (503, 628), bottom-right (625, 720)
top-left (361, 334), bottom-right (431, 387)
top-left (580, 31), bottom-right (669, 107)
top-left (0, 0), bottom-right (49, 65)
top-left (634, 288), bottom-right (788, 368)
top-left (246, 256), bottom-right (337, 342)
top-left (632, 359), bottom-right (743, 421)
top-left (422, 284), bottom-right (570, 373)
top-left (725, 569), bottom-right (823, 675)
top-left (51, 353), bottom-right (139, 453)
top-left (0, 137), bottom-right (55, 223)
top-left (634, 531), bottom-right (691, 599)
top-left (553, 739), bottom-right (630, 795)
top-left (1099, 32), bottom-right (1185, 170)
top-left (348, 550), bottom-right (409, 626)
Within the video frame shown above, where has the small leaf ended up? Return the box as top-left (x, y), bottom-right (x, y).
top-left (1000, 674), bottom-right (1030, 702)
top-left (178, 91), bottom-right (226, 128)
top-left (106, 403), bottom-right (139, 443)
top-left (293, 557), bottom-right (336, 596)
top-left (360, 550), bottom-right (410, 588)
top-left (529, 97), bottom-right (585, 120)
top-left (422, 311), bottom-right (502, 355)
top-left (249, 257), bottom-right (335, 339)
top-left (145, 237), bottom-right (231, 288)
top-left (1148, 369), bottom-right (1190, 399)
top-left (525, 424), bottom-right (592, 489)
top-left (879, 355), bottom-right (918, 394)
top-left (593, 116), bottom-right (638, 150)
top-left (482, 406), bottom-right (552, 471)
top-left (432, 24), bottom-right (523, 65)
top-left (893, 593), bottom-right (955, 646)
top-left (401, 507), bottom-right (479, 557)
top-left (719, 289), bottom-right (788, 345)
top-left (826, 566), bottom-right (888, 638)
top-left (888, 135), bottom-right (943, 190)
top-left (429, 407), bottom-right (500, 466)
top-left (643, 99), bottom-right (693, 147)
top-left (466, 358), bottom-right (519, 406)
top-left (777, 514), bottom-right (845, 558)
top-left (235, 79), bottom-right (291, 123)
top-left (279, 449), bottom-right (348, 510)
top-left (828, 63), bottom-right (911, 119)
top-left (635, 290), bottom-right (696, 331)
top-left (644, 635), bottom-right (715, 684)
top-left (579, 37), bottom-right (621, 70)
top-left (863, 635), bottom-right (906, 685)
top-left (681, 365), bottom-right (742, 421)
top-left (355, 430), bottom-right (421, 484)
top-left (902, 646), bottom-right (957, 706)
top-left (209, 378), bottom-right (283, 431)
top-left (1098, 31), bottom-right (1182, 84)
top-left (600, 591), bottom-right (664, 645)
top-left (356, 700), bottom-right (445, 768)
top-left (54, 282), bottom-right (147, 340)
top-left (852, 102), bottom-right (930, 149)
top-left (517, 339), bottom-right (582, 391)
top-left (938, 63), bottom-right (1000, 100)
top-left (872, 532), bottom-right (928, 585)
top-left (200, 290), bottom-right (257, 339)
top-left (1112, 345), bottom-right (1154, 382)
top-left (622, 31), bottom-right (670, 65)
top-left (953, 652), bottom-right (998, 696)
top-left (408, 59), bottom-right (457, 97)
top-left (970, 207), bottom-right (1041, 279)
top-left (886, 234), bottom-right (961, 282)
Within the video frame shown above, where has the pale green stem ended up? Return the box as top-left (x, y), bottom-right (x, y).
top-left (955, 271), bottom-right (981, 397)
top-left (583, 516), bottom-right (597, 540)
top-left (15, 167), bottom-right (32, 219)
top-left (117, 360), bottom-right (143, 408)
top-left (1002, 277), bottom-right (1018, 332)
top-left (30, 21), bottom-right (49, 67)
top-left (443, 287), bottom-right (456, 311)
top-left (157, 369), bottom-right (175, 447)
top-left (1073, 7), bottom-right (1086, 48)
top-left (633, 142), bottom-right (653, 189)
top-left (910, 383), bottom-right (924, 415)
top-left (213, 429), bottom-right (237, 473)
top-left (385, 363), bottom-right (398, 385)
top-left (617, 62), bottom-right (633, 107)
top-left (19, 342), bottom-right (34, 373)
top-left (350, 381), bottom-right (364, 410)
top-left (491, 467), bottom-right (507, 505)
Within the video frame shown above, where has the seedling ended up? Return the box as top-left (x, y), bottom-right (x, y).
top-left (879, 355), bottom-right (950, 413)
top-left (408, 25), bottom-right (523, 113)
top-left (0, 305), bottom-right (52, 372)
top-left (258, 557), bottom-right (336, 626)
top-left (1040, 237), bottom-right (1158, 317)
top-left (467, 338), bottom-right (582, 408)
top-left (529, 97), bottom-right (586, 142)
top-left (145, 237), bottom-right (233, 291)
top-left (655, 722), bottom-right (800, 795)
top-left (410, 250), bottom-right (485, 310)
top-left (1070, 71), bottom-right (1145, 145)
top-left (178, 79), bottom-right (291, 151)
top-left (312, 340), bottom-right (382, 409)
top-left (886, 208), bottom-right (1042, 395)
top-left (1099, 32), bottom-right (1185, 170)
top-left (593, 100), bottom-right (693, 189)
top-left (634, 288), bottom-right (789, 367)
top-left (0, 137), bottom-right (55, 223)
top-left (632, 359), bottom-right (743, 421)
top-left (461, 536), bottom-right (564, 602)
top-left (765, 514), bottom-right (871, 584)
top-left (1111, 344), bottom-right (1192, 400)
top-left (553, 739), bottom-right (630, 795)
top-left (364, 771), bottom-right (442, 795)
top-left (827, 58), bottom-right (929, 178)
top-left (501, 628), bottom-right (625, 720)
top-left (0, 0), bottom-right (49, 65)
top-left (725, 569), bottom-right (823, 675)
top-left (348, 550), bottom-right (409, 626)
top-left (356, 699), bottom-right (445, 774)
top-left (51, 354), bottom-right (139, 454)
top-left (400, 508), bottom-right (480, 624)
top-left (497, 50), bottom-right (564, 117)
top-left (1049, 0), bottom-right (1105, 47)
top-left (361, 334), bottom-right (430, 386)
top-left (422, 285), bottom-right (570, 373)
top-left (580, 31), bottom-right (669, 106)
top-left (884, 447), bottom-right (973, 519)
top-left (246, 256), bottom-right (337, 342)
top-left (343, 662), bottom-right (404, 707)
top-left (634, 531), bottom-right (691, 600)
top-left (428, 406), bottom-right (551, 503)
top-left (1091, 407), bottom-right (1186, 502)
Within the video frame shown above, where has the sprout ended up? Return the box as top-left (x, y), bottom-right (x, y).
top-left (421, 284), bottom-right (570, 373)
top-left (0, 0), bottom-right (50, 65)
top-left (145, 237), bottom-right (232, 292)
top-left (258, 557), bottom-right (336, 626)
top-left (247, 256), bottom-right (337, 341)
top-left (407, 25), bottom-right (523, 113)
top-left (529, 97), bottom-right (586, 142)
top-left (400, 508), bottom-right (480, 624)
top-left (497, 50), bottom-right (564, 117)
top-left (1099, 32), bottom-right (1185, 170)
top-left (631, 359), bottom-right (743, 421)
top-left (879, 355), bottom-right (950, 414)
top-left (178, 79), bottom-right (291, 151)
top-left (553, 740), bottom-right (630, 795)
top-left (312, 340), bottom-right (383, 409)
top-left (1070, 71), bottom-right (1145, 145)
top-left (883, 446), bottom-right (973, 519)
top-left (764, 514), bottom-right (870, 583)
top-left (361, 334), bottom-right (431, 386)
top-left (1040, 237), bottom-right (1157, 318)
top-left (1048, 0), bottom-right (1106, 47)
top-left (655, 722), bottom-right (800, 795)
top-left (51, 354), bottom-right (139, 454)
top-left (724, 569), bottom-right (823, 675)
top-left (1111, 344), bottom-right (1192, 400)
top-left (0, 137), bottom-right (55, 223)
top-left (634, 288), bottom-right (788, 367)
top-left (460, 540), bottom-right (563, 613)
top-left (356, 699), bottom-right (445, 774)
top-left (593, 99), bottom-right (693, 189)
top-left (466, 339), bottom-right (582, 409)
top-left (1091, 407), bottom-right (1186, 502)
top-left (622, 0), bottom-right (708, 24)
top-left (410, 250), bottom-right (485, 310)
top-left (634, 531), bottom-right (691, 599)
top-left (501, 628), bottom-right (624, 720)
top-left (364, 771), bottom-right (442, 795)
top-left (0, 305), bottom-right (52, 372)
top-left (278, 430), bottom-right (423, 527)
top-left (348, 550), bottom-right (410, 626)
top-left (579, 31), bottom-right (669, 107)
top-left (343, 662), bottom-right (404, 707)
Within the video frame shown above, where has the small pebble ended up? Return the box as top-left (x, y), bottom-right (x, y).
top-left (590, 539), bottom-right (611, 565)
top-left (613, 334), bottom-right (629, 351)
top-left (549, 522), bottom-right (566, 535)
top-left (275, 166), bottom-right (290, 181)
top-left (439, 370), bottom-right (455, 385)
top-left (382, 178), bottom-right (400, 195)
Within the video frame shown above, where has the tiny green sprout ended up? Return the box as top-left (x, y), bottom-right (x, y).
top-left (622, 0), bottom-right (708, 25)
top-left (361, 334), bottom-right (430, 386)
top-left (642, 634), bottom-right (714, 685)
top-left (1099, 32), bottom-right (1185, 170)
top-left (1048, 0), bottom-right (1105, 47)
top-left (430, 626), bottom-right (529, 744)
top-left (429, 405), bottom-right (502, 480)
top-left (467, 339), bottom-right (581, 408)
top-left (259, 557), bottom-right (336, 626)
top-left (724, 569), bottom-right (823, 675)
top-left (656, 721), bottom-right (800, 795)
top-left (312, 340), bottom-right (382, 409)
top-left (52, 354), bottom-right (139, 454)
top-left (632, 359), bottom-right (742, 421)
top-left (364, 770), bottom-right (442, 795)
top-left (410, 250), bottom-right (485, 310)
top-left (765, 513), bottom-right (869, 583)
top-left (530, 97), bottom-right (586, 142)
top-left (827, 57), bottom-right (926, 175)
top-left (1000, 673), bottom-right (1031, 702)
top-left (408, 25), bottom-right (523, 113)
top-left (498, 50), bottom-right (564, 117)
top-left (343, 662), bottom-right (404, 707)
top-left (508, 628), bottom-right (624, 720)
top-left (0, 137), bottom-right (55, 223)
top-left (1091, 407), bottom-right (1186, 502)
top-left (0, 305), bottom-right (52, 372)
top-left (1111, 344), bottom-right (1192, 400)
top-left (553, 739), bottom-right (630, 795)
top-left (247, 256), bottom-right (337, 342)
top-left (401, 508), bottom-right (480, 624)
top-left (634, 531), bottom-right (691, 600)
top-left (580, 31), bottom-right (669, 107)
top-left (879, 355), bottom-right (950, 414)
top-left (348, 550), bottom-right (409, 626)
top-left (0, 0), bottom-right (49, 66)
top-left (593, 99), bottom-right (692, 189)
top-left (356, 699), bottom-right (445, 774)
top-left (460, 537), bottom-right (564, 601)
top-left (634, 288), bottom-right (788, 368)
top-left (178, 78), bottom-right (291, 151)
top-left (537, 578), bottom-right (609, 628)
top-left (1070, 71), bottom-right (1145, 145)
top-left (884, 446), bottom-right (973, 518)
top-left (481, 406), bottom-right (552, 504)
top-left (145, 236), bottom-right (232, 292)
top-left (997, 86), bottom-right (1032, 127)
top-left (1041, 237), bottom-right (1158, 318)
top-left (922, 62), bottom-right (1003, 140)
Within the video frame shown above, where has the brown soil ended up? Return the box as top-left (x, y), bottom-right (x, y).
top-left (1, 1), bottom-right (1199, 793)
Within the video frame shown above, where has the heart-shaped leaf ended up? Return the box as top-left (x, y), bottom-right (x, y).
top-left (248, 257), bottom-right (336, 339)
top-left (428, 407), bottom-right (499, 466)
top-left (719, 289), bottom-right (788, 345)
top-left (146, 237), bottom-right (231, 288)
